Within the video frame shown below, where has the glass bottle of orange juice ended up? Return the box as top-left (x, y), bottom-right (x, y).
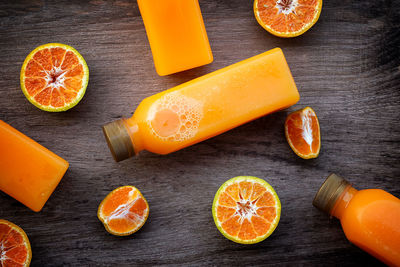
top-left (137, 0), bottom-right (213, 76)
top-left (313, 174), bottom-right (400, 266)
top-left (103, 48), bottom-right (299, 161)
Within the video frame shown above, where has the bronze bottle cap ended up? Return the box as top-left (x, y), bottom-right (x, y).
top-left (102, 119), bottom-right (135, 162)
top-left (313, 173), bottom-right (351, 214)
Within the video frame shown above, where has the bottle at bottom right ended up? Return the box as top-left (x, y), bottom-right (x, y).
top-left (313, 174), bottom-right (400, 266)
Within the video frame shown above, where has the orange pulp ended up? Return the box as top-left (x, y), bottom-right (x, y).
top-left (0, 219), bottom-right (32, 267)
top-left (213, 176), bottom-right (281, 244)
top-left (254, 0), bottom-right (322, 37)
top-left (331, 186), bottom-right (400, 266)
top-left (98, 186), bottom-right (149, 236)
top-left (137, 0), bottom-right (213, 76)
top-left (285, 107), bottom-right (320, 159)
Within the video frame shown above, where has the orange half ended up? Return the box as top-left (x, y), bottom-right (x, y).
top-left (20, 43), bottom-right (89, 112)
top-left (254, 0), bottom-right (322, 37)
top-left (212, 176), bottom-right (281, 244)
top-left (285, 106), bottom-right (320, 159)
top-left (98, 186), bottom-right (149, 236)
top-left (0, 219), bottom-right (32, 267)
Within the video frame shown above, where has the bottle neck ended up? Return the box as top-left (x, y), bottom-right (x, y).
top-left (124, 116), bottom-right (144, 154)
top-left (331, 185), bottom-right (358, 219)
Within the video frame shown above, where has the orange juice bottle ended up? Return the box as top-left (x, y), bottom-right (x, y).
top-left (0, 120), bottom-right (69, 212)
top-left (313, 174), bottom-right (400, 266)
top-left (137, 0), bottom-right (213, 76)
top-left (103, 48), bottom-right (299, 161)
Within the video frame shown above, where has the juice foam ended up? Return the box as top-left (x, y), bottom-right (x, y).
top-left (147, 92), bottom-right (203, 142)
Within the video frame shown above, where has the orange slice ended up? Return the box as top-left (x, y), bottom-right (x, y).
top-left (0, 219), bottom-right (32, 267)
top-left (254, 0), bottom-right (322, 37)
top-left (20, 43), bottom-right (89, 112)
top-left (285, 106), bottom-right (320, 159)
top-left (98, 186), bottom-right (149, 236)
top-left (212, 176), bottom-right (281, 244)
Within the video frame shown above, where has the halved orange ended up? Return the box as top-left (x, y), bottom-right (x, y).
top-left (20, 43), bottom-right (89, 112)
top-left (212, 176), bottom-right (281, 244)
top-left (285, 106), bottom-right (320, 159)
top-left (254, 0), bottom-right (322, 37)
top-left (98, 186), bottom-right (149, 236)
top-left (0, 219), bottom-right (32, 267)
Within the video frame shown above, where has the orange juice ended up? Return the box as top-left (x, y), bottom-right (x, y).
top-left (137, 0), bottom-right (213, 76)
top-left (313, 174), bottom-right (400, 266)
top-left (103, 48), bottom-right (299, 161)
top-left (0, 120), bottom-right (69, 212)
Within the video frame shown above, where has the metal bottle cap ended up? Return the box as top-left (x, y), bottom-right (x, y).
top-left (313, 174), bottom-right (351, 214)
top-left (102, 119), bottom-right (135, 162)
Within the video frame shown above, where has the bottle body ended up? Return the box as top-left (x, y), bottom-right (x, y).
top-left (334, 188), bottom-right (400, 266)
top-left (0, 120), bottom-right (69, 212)
top-left (104, 48), bottom-right (299, 160)
top-left (137, 0), bottom-right (213, 76)
top-left (314, 174), bottom-right (400, 267)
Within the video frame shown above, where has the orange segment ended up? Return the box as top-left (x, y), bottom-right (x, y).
top-left (225, 183), bottom-right (240, 201)
top-left (256, 191), bottom-right (276, 207)
top-left (24, 78), bottom-right (46, 96)
top-left (33, 86), bottom-right (52, 106)
top-left (50, 88), bottom-right (65, 108)
top-left (254, 0), bottom-right (322, 37)
top-left (285, 106), bottom-right (321, 159)
top-left (216, 206), bottom-right (236, 223)
top-left (50, 47), bottom-right (66, 68)
top-left (32, 48), bottom-right (53, 71)
top-left (218, 192), bottom-right (237, 207)
top-left (65, 65), bottom-right (84, 79)
top-left (221, 215), bottom-right (241, 237)
top-left (98, 186), bottom-right (149, 236)
top-left (251, 216), bottom-right (271, 236)
top-left (239, 181), bottom-right (253, 200)
top-left (238, 218), bottom-right (258, 241)
top-left (0, 219), bottom-right (32, 267)
top-left (213, 176), bottom-right (281, 244)
top-left (24, 60), bottom-right (45, 78)
top-left (20, 43), bottom-right (89, 112)
top-left (257, 207), bottom-right (277, 222)
top-left (250, 182), bottom-right (267, 201)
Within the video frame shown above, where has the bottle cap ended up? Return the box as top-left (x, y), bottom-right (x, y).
top-left (313, 174), bottom-right (351, 214)
top-left (102, 119), bottom-right (135, 162)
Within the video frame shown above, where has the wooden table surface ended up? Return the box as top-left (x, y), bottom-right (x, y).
top-left (1, 0), bottom-right (399, 266)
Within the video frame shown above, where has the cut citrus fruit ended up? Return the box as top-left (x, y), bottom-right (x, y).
top-left (254, 0), bottom-right (322, 37)
top-left (285, 106), bottom-right (320, 159)
top-left (20, 43), bottom-right (89, 112)
top-left (0, 219), bottom-right (32, 267)
top-left (212, 176), bottom-right (281, 244)
top-left (98, 186), bottom-right (149, 236)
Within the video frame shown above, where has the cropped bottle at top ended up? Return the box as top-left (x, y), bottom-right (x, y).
top-left (102, 48), bottom-right (300, 162)
top-left (313, 174), bottom-right (400, 266)
top-left (137, 0), bottom-right (213, 76)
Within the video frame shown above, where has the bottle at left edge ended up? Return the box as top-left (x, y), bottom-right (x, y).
top-left (0, 120), bottom-right (69, 212)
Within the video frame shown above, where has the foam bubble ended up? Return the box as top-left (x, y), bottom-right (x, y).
top-left (147, 92), bottom-right (203, 142)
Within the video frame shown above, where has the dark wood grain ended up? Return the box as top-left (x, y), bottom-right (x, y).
top-left (1, 0), bottom-right (399, 266)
